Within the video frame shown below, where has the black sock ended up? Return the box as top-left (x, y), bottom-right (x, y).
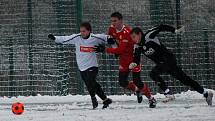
top-left (203, 92), bottom-right (208, 98)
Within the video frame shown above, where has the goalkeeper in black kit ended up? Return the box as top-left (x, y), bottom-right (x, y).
top-left (129, 25), bottom-right (213, 105)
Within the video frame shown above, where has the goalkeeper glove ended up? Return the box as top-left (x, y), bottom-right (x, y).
top-left (175, 26), bottom-right (185, 35)
top-left (93, 44), bottom-right (106, 53)
top-left (107, 37), bottom-right (115, 45)
top-left (48, 34), bottom-right (56, 40)
top-left (129, 62), bottom-right (137, 69)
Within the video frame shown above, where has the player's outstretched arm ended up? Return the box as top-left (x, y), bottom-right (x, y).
top-left (149, 25), bottom-right (175, 39)
top-left (92, 34), bottom-right (116, 45)
top-left (48, 34), bottom-right (79, 44)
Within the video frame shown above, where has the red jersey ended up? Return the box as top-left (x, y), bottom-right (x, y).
top-left (106, 25), bottom-right (134, 72)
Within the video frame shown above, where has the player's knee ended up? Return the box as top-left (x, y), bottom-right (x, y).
top-left (133, 79), bottom-right (143, 88)
top-left (135, 82), bottom-right (144, 89)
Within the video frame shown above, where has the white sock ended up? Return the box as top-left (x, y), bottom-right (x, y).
top-left (149, 96), bottom-right (153, 100)
top-left (203, 89), bottom-right (207, 95)
top-left (165, 89), bottom-right (170, 94)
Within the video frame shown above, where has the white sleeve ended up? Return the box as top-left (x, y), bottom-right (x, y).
top-left (91, 34), bottom-right (109, 44)
top-left (55, 34), bottom-right (80, 44)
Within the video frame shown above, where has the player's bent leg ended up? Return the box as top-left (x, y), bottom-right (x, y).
top-left (150, 65), bottom-right (175, 103)
top-left (127, 81), bottom-right (138, 92)
top-left (127, 81), bottom-right (144, 103)
top-left (94, 82), bottom-right (112, 109)
top-left (80, 69), bottom-right (97, 109)
top-left (170, 66), bottom-right (213, 106)
top-left (119, 71), bottom-right (138, 91)
top-left (91, 96), bottom-right (98, 109)
top-left (138, 83), bottom-right (151, 99)
top-left (132, 71), bottom-right (152, 98)
top-left (132, 67), bottom-right (156, 107)
top-left (170, 66), bottom-right (204, 93)
top-left (88, 67), bottom-right (113, 108)
top-left (80, 69), bottom-right (96, 97)
top-left (138, 83), bottom-right (157, 108)
top-left (119, 71), bottom-right (144, 103)
top-left (150, 66), bottom-right (168, 92)
top-left (102, 98), bottom-right (112, 109)
top-left (132, 66), bottom-right (145, 103)
top-left (136, 91), bottom-right (143, 103)
top-left (132, 70), bottom-right (144, 89)
top-left (95, 82), bottom-right (107, 100)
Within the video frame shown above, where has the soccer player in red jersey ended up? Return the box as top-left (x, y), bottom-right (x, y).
top-left (94, 12), bottom-right (156, 108)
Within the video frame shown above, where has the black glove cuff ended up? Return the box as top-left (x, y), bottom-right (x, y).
top-left (107, 38), bottom-right (115, 44)
top-left (48, 34), bottom-right (56, 40)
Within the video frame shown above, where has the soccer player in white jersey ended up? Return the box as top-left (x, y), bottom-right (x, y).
top-left (48, 22), bottom-right (114, 109)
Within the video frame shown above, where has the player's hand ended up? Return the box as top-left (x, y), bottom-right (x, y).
top-left (175, 26), bottom-right (185, 35)
top-left (129, 62), bottom-right (137, 69)
top-left (48, 34), bottom-right (56, 40)
top-left (107, 37), bottom-right (116, 45)
top-left (93, 44), bottom-right (105, 53)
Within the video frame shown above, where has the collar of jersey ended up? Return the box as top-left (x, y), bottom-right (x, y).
top-left (81, 33), bottom-right (91, 39)
top-left (116, 25), bottom-right (125, 32)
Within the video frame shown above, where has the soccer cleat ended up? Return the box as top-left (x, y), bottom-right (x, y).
top-left (136, 91), bottom-right (143, 103)
top-left (204, 91), bottom-right (213, 106)
top-left (149, 97), bottom-right (157, 108)
top-left (102, 98), bottom-right (112, 109)
top-left (162, 94), bottom-right (175, 103)
top-left (91, 97), bottom-right (98, 109)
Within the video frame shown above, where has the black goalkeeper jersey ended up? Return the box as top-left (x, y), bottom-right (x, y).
top-left (134, 25), bottom-right (176, 64)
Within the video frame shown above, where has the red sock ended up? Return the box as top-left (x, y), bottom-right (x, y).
top-left (140, 83), bottom-right (152, 99)
top-left (127, 81), bottom-right (138, 92)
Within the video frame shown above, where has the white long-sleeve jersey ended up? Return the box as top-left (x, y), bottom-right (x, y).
top-left (55, 33), bottom-right (108, 71)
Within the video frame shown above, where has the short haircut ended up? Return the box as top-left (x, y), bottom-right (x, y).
top-left (111, 12), bottom-right (123, 20)
top-left (80, 22), bottom-right (92, 31)
top-left (131, 27), bottom-right (144, 35)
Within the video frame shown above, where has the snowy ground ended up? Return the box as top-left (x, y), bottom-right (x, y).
top-left (0, 90), bottom-right (215, 121)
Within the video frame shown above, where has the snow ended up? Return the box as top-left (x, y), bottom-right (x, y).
top-left (0, 90), bottom-right (215, 121)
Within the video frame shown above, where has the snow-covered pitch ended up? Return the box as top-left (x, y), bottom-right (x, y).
top-left (0, 90), bottom-right (214, 121)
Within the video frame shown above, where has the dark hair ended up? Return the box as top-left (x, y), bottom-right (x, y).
top-left (80, 22), bottom-right (92, 31)
top-left (111, 12), bottom-right (123, 20)
top-left (131, 27), bottom-right (144, 35)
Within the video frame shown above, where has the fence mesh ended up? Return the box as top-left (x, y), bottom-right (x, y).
top-left (0, 0), bottom-right (214, 96)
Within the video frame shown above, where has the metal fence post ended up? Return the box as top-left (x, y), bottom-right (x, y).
top-left (9, 38), bottom-right (15, 97)
top-left (27, 0), bottom-right (35, 96)
top-left (176, 0), bottom-right (182, 65)
top-left (203, 29), bottom-right (211, 88)
top-left (75, 0), bottom-right (84, 94)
